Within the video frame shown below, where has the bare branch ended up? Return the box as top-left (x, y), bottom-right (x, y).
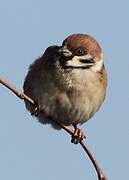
top-left (0, 76), bottom-right (107, 180)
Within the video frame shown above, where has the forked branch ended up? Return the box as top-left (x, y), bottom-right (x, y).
top-left (0, 77), bottom-right (107, 180)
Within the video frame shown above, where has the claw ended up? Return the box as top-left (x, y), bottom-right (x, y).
top-left (71, 137), bottom-right (79, 144)
top-left (31, 100), bottom-right (41, 116)
top-left (71, 125), bottom-right (86, 144)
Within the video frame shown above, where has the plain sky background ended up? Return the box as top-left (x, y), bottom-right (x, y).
top-left (0, 0), bottom-right (129, 179)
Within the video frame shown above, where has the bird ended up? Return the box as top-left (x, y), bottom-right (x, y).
top-left (23, 33), bottom-right (107, 144)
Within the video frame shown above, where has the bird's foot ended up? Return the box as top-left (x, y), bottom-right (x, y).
top-left (31, 100), bottom-right (41, 116)
top-left (71, 125), bottom-right (86, 144)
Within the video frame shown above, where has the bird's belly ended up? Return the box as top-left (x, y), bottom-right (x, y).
top-left (26, 78), bottom-right (106, 128)
top-left (38, 89), bottom-right (104, 126)
top-left (53, 95), bottom-right (98, 125)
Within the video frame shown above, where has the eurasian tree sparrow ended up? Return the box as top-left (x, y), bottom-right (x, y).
top-left (23, 33), bottom-right (107, 143)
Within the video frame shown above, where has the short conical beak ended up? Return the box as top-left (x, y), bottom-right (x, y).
top-left (57, 47), bottom-right (72, 57)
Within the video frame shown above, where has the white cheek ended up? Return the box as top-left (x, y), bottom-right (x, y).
top-left (91, 60), bottom-right (103, 72)
top-left (66, 53), bottom-right (104, 71)
top-left (91, 53), bottom-right (104, 72)
top-left (66, 56), bottom-right (85, 67)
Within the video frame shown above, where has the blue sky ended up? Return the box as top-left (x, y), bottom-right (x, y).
top-left (0, 0), bottom-right (129, 179)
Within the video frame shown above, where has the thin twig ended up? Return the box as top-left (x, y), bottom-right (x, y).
top-left (0, 76), bottom-right (107, 180)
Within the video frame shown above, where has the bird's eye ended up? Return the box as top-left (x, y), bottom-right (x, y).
top-left (75, 48), bottom-right (84, 56)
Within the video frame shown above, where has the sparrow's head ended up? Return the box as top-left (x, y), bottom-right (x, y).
top-left (57, 34), bottom-right (103, 72)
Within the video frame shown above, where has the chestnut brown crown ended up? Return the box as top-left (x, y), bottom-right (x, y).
top-left (62, 34), bottom-right (102, 60)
